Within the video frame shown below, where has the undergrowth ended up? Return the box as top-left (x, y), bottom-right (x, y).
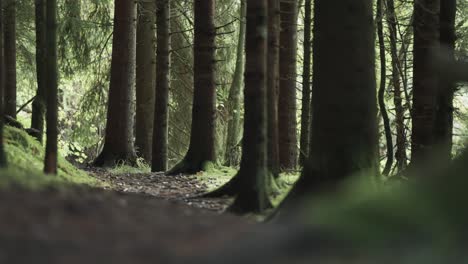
top-left (0, 126), bottom-right (103, 189)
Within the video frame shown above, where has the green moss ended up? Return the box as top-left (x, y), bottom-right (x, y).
top-left (195, 165), bottom-right (237, 191)
top-left (109, 158), bottom-right (151, 174)
top-left (1, 126), bottom-right (103, 189)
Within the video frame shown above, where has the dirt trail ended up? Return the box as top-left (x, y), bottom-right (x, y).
top-left (0, 170), bottom-right (254, 264)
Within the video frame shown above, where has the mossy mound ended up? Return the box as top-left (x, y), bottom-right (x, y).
top-left (0, 126), bottom-right (102, 189)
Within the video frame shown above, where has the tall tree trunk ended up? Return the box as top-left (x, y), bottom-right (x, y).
top-left (207, 0), bottom-right (271, 214)
top-left (135, 0), bottom-right (156, 163)
top-left (0, 0), bottom-right (7, 167)
top-left (278, 0), bottom-right (298, 171)
top-left (44, 0), bottom-right (58, 174)
top-left (94, 0), bottom-right (137, 167)
top-left (168, 0), bottom-right (216, 175)
top-left (377, 0), bottom-right (393, 176)
top-left (411, 0), bottom-right (440, 166)
top-left (152, 0), bottom-right (171, 172)
top-left (224, 0), bottom-right (246, 168)
top-left (386, 0), bottom-right (408, 172)
top-left (434, 0), bottom-right (456, 162)
top-left (299, 0), bottom-right (311, 167)
top-left (285, 0), bottom-right (378, 201)
top-left (4, 0), bottom-right (15, 118)
top-left (267, 0), bottom-right (280, 177)
top-left (31, 0), bottom-right (47, 143)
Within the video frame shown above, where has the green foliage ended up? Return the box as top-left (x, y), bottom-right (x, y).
top-left (195, 165), bottom-right (237, 191)
top-left (1, 126), bottom-right (102, 189)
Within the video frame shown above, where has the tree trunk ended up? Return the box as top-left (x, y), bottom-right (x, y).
top-left (224, 0), bottom-right (246, 168)
top-left (31, 0), bottom-right (47, 143)
top-left (411, 0), bottom-right (440, 166)
top-left (226, 0), bottom-right (272, 213)
top-left (168, 0), bottom-right (216, 175)
top-left (386, 0), bottom-right (408, 173)
top-left (0, 0), bottom-right (7, 167)
top-left (377, 0), bottom-right (393, 176)
top-left (152, 0), bottom-right (171, 172)
top-left (434, 0), bottom-right (456, 162)
top-left (267, 0), bottom-right (280, 177)
top-left (43, 0), bottom-right (58, 174)
top-left (135, 0), bottom-right (156, 163)
top-left (94, 0), bottom-right (137, 167)
top-left (286, 0), bottom-right (378, 200)
top-left (4, 0), bottom-right (15, 119)
top-left (278, 0), bottom-right (298, 171)
top-left (299, 0), bottom-right (312, 167)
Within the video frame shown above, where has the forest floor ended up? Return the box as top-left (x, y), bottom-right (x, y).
top-left (0, 168), bottom-right (257, 264)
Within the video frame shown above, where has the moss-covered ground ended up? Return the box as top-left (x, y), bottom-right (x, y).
top-left (0, 126), bottom-right (103, 189)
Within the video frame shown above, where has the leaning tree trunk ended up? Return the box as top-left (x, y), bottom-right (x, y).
top-left (224, 0), bottom-right (246, 168)
top-left (278, 0), bottom-right (298, 171)
top-left (152, 0), bottom-right (171, 172)
top-left (44, 0), bottom-right (58, 174)
top-left (377, 0), bottom-right (393, 176)
top-left (135, 0), bottom-right (156, 163)
top-left (267, 0), bottom-right (280, 177)
top-left (168, 0), bottom-right (216, 175)
top-left (411, 0), bottom-right (440, 166)
top-left (386, 0), bottom-right (408, 173)
top-left (4, 0), bottom-right (16, 119)
top-left (285, 0), bottom-right (378, 201)
top-left (0, 0), bottom-right (7, 167)
top-left (434, 0), bottom-right (456, 163)
top-left (94, 0), bottom-right (137, 167)
top-left (31, 0), bottom-right (47, 143)
top-left (299, 0), bottom-right (312, 167)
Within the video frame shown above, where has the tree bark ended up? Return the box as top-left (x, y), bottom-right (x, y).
top-left (31, 0), bottom-right (47, 143)
top-left (94, 0), bottom-right (137, 167)
top-left (377, 0), bottom-right (393, 176)
top-left (299, 0), bottom-right (312, 167)
top-left (44, 0), bottom-right (58, 174)
top-left (224, 0), bottom-right (246, 168)
top-left (285, 0), bottom-right (378, 200)
top-left (278, 0), bottom-right (298, 171)
top-left (386, 0), bottom-right (408, 173)
top-left (267, 0), bottom-right (280, 177)
top-left (0, 0), bottom-right (7, 167)
top-left (411, 0), bottom-right (440, 166)
top-left (168, 0), bottom-right (216, 175)
top-left (135, 0), bottom-right (156, 163)
top-left (434, 0), bottom-right (456, 163)
top-left (4, 0), bottom-right (15, 119)
top-left (152, 0), bottom-right (171, 172)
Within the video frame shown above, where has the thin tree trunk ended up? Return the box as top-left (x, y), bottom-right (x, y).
top-left (152, 0), bottom-right (171, 172)
top-left (411, 0), bottom-right (440, 166)
top-left (0, 0), bottom-right (7, 167)
top-left (434, 0), bottom-right (456, 162)
top-left (285, 0), bottom-right (378, 201)
top-left (94, 0), bottom-right (137, 167)
top-left (44, 0), bottom-right (58, 174)
top-left (377, 0), bottom-right (393, 176)
top-left (135, 0), bottom-right (156, 163)
top-left (224, 0), bottom-right (246, 168)
top-left (386, 0), bottom-right (408, 172)
top-left (4, 0), bottom-right (15, 118)
top-left (299, 0), bottom-right (311, 167)
top-left (267, 0), bottom-right (280, 177)
top-left (278, 0), bottom-right (298, 171)
top-left (31, 0), bottom-right (47, 143)
top-left (168, 0), bottom-right (216, 175)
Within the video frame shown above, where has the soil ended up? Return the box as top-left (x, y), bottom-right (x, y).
top-left (0, 169), bottom-right (255, 264)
